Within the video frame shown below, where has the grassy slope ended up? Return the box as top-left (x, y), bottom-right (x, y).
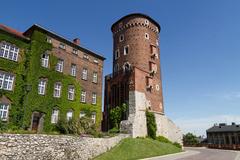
top-left (94, 138), bottom-right (182, 160)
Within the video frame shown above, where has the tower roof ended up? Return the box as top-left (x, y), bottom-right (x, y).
top-left (111, 13), bottom-right (161, 32)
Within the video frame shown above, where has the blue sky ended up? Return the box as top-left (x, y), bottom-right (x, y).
top-left (1, 0), bottom-right (240, 136)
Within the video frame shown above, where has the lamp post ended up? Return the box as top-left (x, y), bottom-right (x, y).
top-left (22, 84), bottom-right (31, 129)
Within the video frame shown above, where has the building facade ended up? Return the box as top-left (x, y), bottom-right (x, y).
top-left (207, 123), bottom-right (240, 150)
top-left (0, 24), bottom-right (105, 132)
top-left (103, 13), bottom-right (182, 143)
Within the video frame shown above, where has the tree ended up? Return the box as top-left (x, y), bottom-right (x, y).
top-left (109, 103), bottom-right (128, 129)
top-left (183, 132), bottom-right (199, 146)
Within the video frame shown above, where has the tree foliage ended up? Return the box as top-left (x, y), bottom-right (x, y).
top-left (183, 132), bottom-right (199, 146)
top-left (109, 103), bottom-right (128, 129)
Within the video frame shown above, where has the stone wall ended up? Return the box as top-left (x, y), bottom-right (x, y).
top-left (155, 113), bottom-right (183, 144)
top-left (0, 134), bottom-right (129, 160)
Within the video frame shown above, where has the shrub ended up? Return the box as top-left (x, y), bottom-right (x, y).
top-left (0, 120), bottom-right (7, 132)
top-left (108, 127), bottom-right (120, 134)
top-left (156, 136), bottom-right (172, 144)
top-left (146, 110), bottom-right (157, 139)
top-left (173, 142), bottom-right (182, 148)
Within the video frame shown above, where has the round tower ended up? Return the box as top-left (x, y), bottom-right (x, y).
top-left (111, 13), bottom-right (164, 113)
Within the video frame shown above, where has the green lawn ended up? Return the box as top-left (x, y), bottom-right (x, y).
top-left (94, 138), bottom-right (182, 160)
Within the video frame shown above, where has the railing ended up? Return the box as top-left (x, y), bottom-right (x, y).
top-left (208, 144), bottom-right (240, 150)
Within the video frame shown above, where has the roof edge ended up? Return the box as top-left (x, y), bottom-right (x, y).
top-left (111, 13), bottom-right (161, 32)
top-left (24, 24), bottom-right (105, 60)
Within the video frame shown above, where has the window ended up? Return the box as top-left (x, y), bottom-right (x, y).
top-left (150, 62), bottom-right (157, 74)
top-left (0, 42), bottom-right (19, 61)
top-left (38, 79), bottom-right (47, 95)
top-left (83, 54), bottom-right (89, 60)
top-left (92, 92), bottom-right (97, 104)
top-left (81, 91), bottom-right (86, 103)
top-left (68, 86), bottom-right (75, 100)
top-left (151, 45), bottom-right (158, 59)
top-left (56, 59), bottom-right (64, 72)
top-left (66, 110), bottom-right (73, 121)
top-left (0, 72), bottom-right (14, 91)
top-left (119, 34), bottom-right (124, 42)
top-left (82, 68), bottom-right (88, 80)
top-left (79, 111), bottom-right (86, 118)
top-left (124, 45), bottom-right (129, 55)
top-left (145, 20), bottom-right (149, 25)
top-left (156, 39), bottom-right (159, 46)
top-left (71, 64), bottom-right (76, 76)
top-left (146, 77), bottom-right (153, 89)
top-left (91, 112), bottom-right (96, 123)
top-left (93, 59), bottom-right (99, 64)
top-left (0, 103), bottom-right (9, 121)
top-left (51, 109), bottom-right (59, 124)
top-left (54, 82), bottom-right (61, 98)
top-left (115, 49), bottom-right (120, 60)
top-left (59, 43), bottom-right (66, 49)
top-left (92, 72), bottom-right (98, 83)
top-left (123, 62), bottom-right (131, 72)
top-left (41, 52), bottom-right (49, 68)
top-left (156, 84), bottom-right (160, 91)
top-left (46, 37), bottom-right (52, 43)
top-left (145, 33), bottom-right (149, 40)
top-left (72, 49), bottom-right (78, 54)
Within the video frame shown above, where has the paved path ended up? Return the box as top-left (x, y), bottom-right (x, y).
top-left (144, 147), bottom-right (240, 160)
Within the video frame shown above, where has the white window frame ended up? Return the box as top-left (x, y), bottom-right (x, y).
top-left (115, 49), bottom-right (120, 60)
top-left (68, 86), bottom-right (75, 100)
top-left (72, 48), bottom-right (78, 54)
top-left (51, 109), bottom-right (59, 124)
top-left (38, 79), bottom-right (47, 95)
top-left (53, 82), bottom-right (61, 98)
top-left (91, 112), bottom-right (96, 124)
top-left (79, 111), bottom-right (86, 118)
top-left (82, 68), bottom-right (88, 80)
top-left (124, 45), bottom-right (129, 55)
top-left (0, 73), bottom-right (14, 91)
top-left (56, 59), bottom-right (64, 72)
top-left (41, 52), bottom-right (49, 68)
top-left (0, 42), bottom-right (19, 61)
top-left (81, 91), bottom-right (86, 103)
top-left (59, 43), bottom-right (66, 50)
top-left (92, 72), bottom-right (98, 83)
top-left (93, 59), bottom-right (99, 64)
top-left (145, 33), bottom-right (149, 40)
top-left (83, 54), bottom-right (89, 60)
top-left (0, 103), bottom-right (9, 121)
top-left (46, 37), bottom-right (52, 43)
top-left (119, 34), bottom-right (124, 42)
top-left (92, 92), bottom-right (97, 105)
top-left (71, 64), bottom-right (76, 76)
top-left (66, 110), bottom-right (73, 121)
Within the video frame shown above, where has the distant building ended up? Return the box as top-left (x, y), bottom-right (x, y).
top-left (207, 123), bottom-right (240, 150)
top-left (0, 24), bottom-right (105, 132)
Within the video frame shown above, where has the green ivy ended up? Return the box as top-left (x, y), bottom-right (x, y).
top-left (0, 30), bottom-right (102, 132)
top-left (0, 31), bottom-right (29, 129)
top-left (146, 110), bottom-right (157, 139)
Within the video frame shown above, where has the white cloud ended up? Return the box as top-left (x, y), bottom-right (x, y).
top-left (173, 115), bottom-right (240, 137)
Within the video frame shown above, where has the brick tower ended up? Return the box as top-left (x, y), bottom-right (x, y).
top-left (103, 13), bottom-right (182, 143)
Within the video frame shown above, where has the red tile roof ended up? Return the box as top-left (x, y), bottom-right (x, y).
top-left (0, 24), bottom-right (28, 39)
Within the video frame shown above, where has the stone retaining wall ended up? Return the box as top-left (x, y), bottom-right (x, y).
top-left (0, 134), bottom-right (129, 160)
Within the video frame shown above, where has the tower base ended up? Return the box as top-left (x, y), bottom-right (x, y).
top-left (120, 91), bottom-right (182, 144)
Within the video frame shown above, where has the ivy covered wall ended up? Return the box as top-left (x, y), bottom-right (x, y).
top-left (23, 30), bottom-right (102, 131)
top-left (0, 31), bottom-right (30, 129)
top-left (0, 30), bottom-right (102, 132)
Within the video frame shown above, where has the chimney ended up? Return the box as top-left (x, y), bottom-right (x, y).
top-left (232, 122), bottom-right (236, 125)
top-left (73, 38), bottom-right (80, 45)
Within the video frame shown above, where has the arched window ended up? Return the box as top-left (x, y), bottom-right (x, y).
top-left (123, 62), bottom-right (131, 72)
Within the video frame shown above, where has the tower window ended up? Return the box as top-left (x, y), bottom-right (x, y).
top-left (115, 49), bottom-right (120, 60)
top-left (124, 45), bottom-right (129, 55)
top-left (145, 33), bottom-right (149, 40)
top-left (145, 20), bottom-right (149, 25)
top-left (119, 34), bottom-right (124, 42)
